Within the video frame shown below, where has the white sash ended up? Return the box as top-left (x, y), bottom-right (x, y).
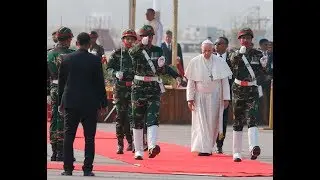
top-left (241, 55), bottom-right (263, 97)
top-left (141, 50), bottom-right (166, 93)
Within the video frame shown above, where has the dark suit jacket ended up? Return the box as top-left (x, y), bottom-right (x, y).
top-left (58, 49), bottom-right (108, 112)
top-left (217, 51), bottom-right (234, 99)
top-left (267, 52), bottom-right (273, 77)
top-left (260, 51), bottom-right (273, 89)
top-left (47, 64), bottom-right (51, 95)
top-left (160, 42), bottom-right (184, 69)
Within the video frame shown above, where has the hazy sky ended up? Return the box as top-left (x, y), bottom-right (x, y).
top-left (47, 0), bottom-right (273, 31)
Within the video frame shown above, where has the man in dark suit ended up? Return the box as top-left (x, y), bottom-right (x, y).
top-left (214, 37), bottom-right (233, 154)
top-left (58, 32), bottom-right (108, 176)
top-left (160, 30), bottom-right (184, 74)
top-left (264, 41), bottom-right (273, 122)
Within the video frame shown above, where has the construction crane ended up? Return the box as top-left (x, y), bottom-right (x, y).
top-left (229, 6), bottom-right (271, 48)
top-left (84, 13), bottom-right (115, 51)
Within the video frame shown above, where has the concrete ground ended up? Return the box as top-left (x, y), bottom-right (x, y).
top-left (47, 123), bottom-right (273, 180)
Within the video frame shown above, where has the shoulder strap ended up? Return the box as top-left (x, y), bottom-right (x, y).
top-left (242, 55), bottom-right (263, 97)
top-left (142, 49), bottom-right (157, 74)
top-left (141, 49), bottom-right (165, 93)
top-left (241, 55), bottom-right (256, 80)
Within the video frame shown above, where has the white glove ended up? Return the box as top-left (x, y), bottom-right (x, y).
top-left (157, 56), bottom-right (166, 67)
top-left (260, 56), bottom-right (268, 68)
top-left (47, 96), bottom-right (51, 104)
top-left (115, 71), bottom-right (124, 80)
top-left (141, 36), bottom-right (149, 45)
top-left (239, 46), bottom-right (246, 54)
top-left (90, 50), bottom-right (97, 55)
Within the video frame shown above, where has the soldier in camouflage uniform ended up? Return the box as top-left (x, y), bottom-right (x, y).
top-left (47, 31), bottom-right (58, 121)
top-left (106, 29), bottom-right (137, 154)
top-left (52, 31), bottom-right (58, 43)
top-left (129, 25), bottom-right (182, 160)
top-left (47, 27), bottom-right (75, 161)
top-left (47, 31), bottom-right (58, 51)
top-left (229, 28), bottom-right (269, 162)
top-left (89, 31), bottom-right (105, 58)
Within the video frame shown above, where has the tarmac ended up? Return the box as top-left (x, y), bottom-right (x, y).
top-left (47, 123), bottom-right (273, 180)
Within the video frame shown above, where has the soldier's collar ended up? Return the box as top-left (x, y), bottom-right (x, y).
top-left (143, 44), bottom-right (152, 49)
top-left (56, 43), bottom-right (69, 49)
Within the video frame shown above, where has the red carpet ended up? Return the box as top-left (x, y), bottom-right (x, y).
top-left (47, 123), bottom-right (273, 177)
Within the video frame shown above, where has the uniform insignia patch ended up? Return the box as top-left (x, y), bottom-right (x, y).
top-left (250, 56), bottom-right (259, 64)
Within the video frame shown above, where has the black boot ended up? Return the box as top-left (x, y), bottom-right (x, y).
top-left (116, 138), bottom-right (124, 154)
top-left (61, 165), bottom-right (74, 176)
top-left (198, 152), bottom-right (212, 156)
top-left (216, 147), bottom-right (223, 154)
top-left (83, 171), bottom-right (95, 176)
top-left (83, 165), bottom-right (95, 176)
top-left (56, 143), bottom-right (64, 161)
top-left (148, 145), bottom-right (161, 158)
top-left (50, 143), bottom-right (57, 161)
top-left (61, 171), bottom-right (72, 176)
top-left (250, 146), bottom-right (261, 160)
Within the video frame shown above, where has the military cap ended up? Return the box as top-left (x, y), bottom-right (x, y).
top-left (122, 29), bottom-right (137, 40)
top-left (56, 26), bottom-right (73, 41)
top-left (138, 25), bottom-right (155, 36)
top-left (237, 28), bottom-right (254, 39)
top-left (89, 31), bottom-right (99, 38)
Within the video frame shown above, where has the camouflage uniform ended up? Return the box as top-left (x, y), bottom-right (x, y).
top-left (47, 27), bottom-right (75, 161)
top-left (89, 31), bottom-right (108, 79)
top-left (47, 31), bottom-right (58, 51)
top-left (229, 28), bottom-right (269, 162)
top-left (129, 25), bottom-right (182, 160)
top-left (89, 31), bottom-right (105, 58)
top-left (89, 43), bottom-right (105, 58)
top-left (106, 29), bottom-right (137, 154)
top-left (47, 65), bottom-right (51, 95)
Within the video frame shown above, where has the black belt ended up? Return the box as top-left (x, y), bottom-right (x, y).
top-left (133, 79), bottom-right (158, 86)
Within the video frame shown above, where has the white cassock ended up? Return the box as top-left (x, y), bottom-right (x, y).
top-left (185, 54), bottom-right (232, 153)
top-left (146, 19), bottom-right (163, 47)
